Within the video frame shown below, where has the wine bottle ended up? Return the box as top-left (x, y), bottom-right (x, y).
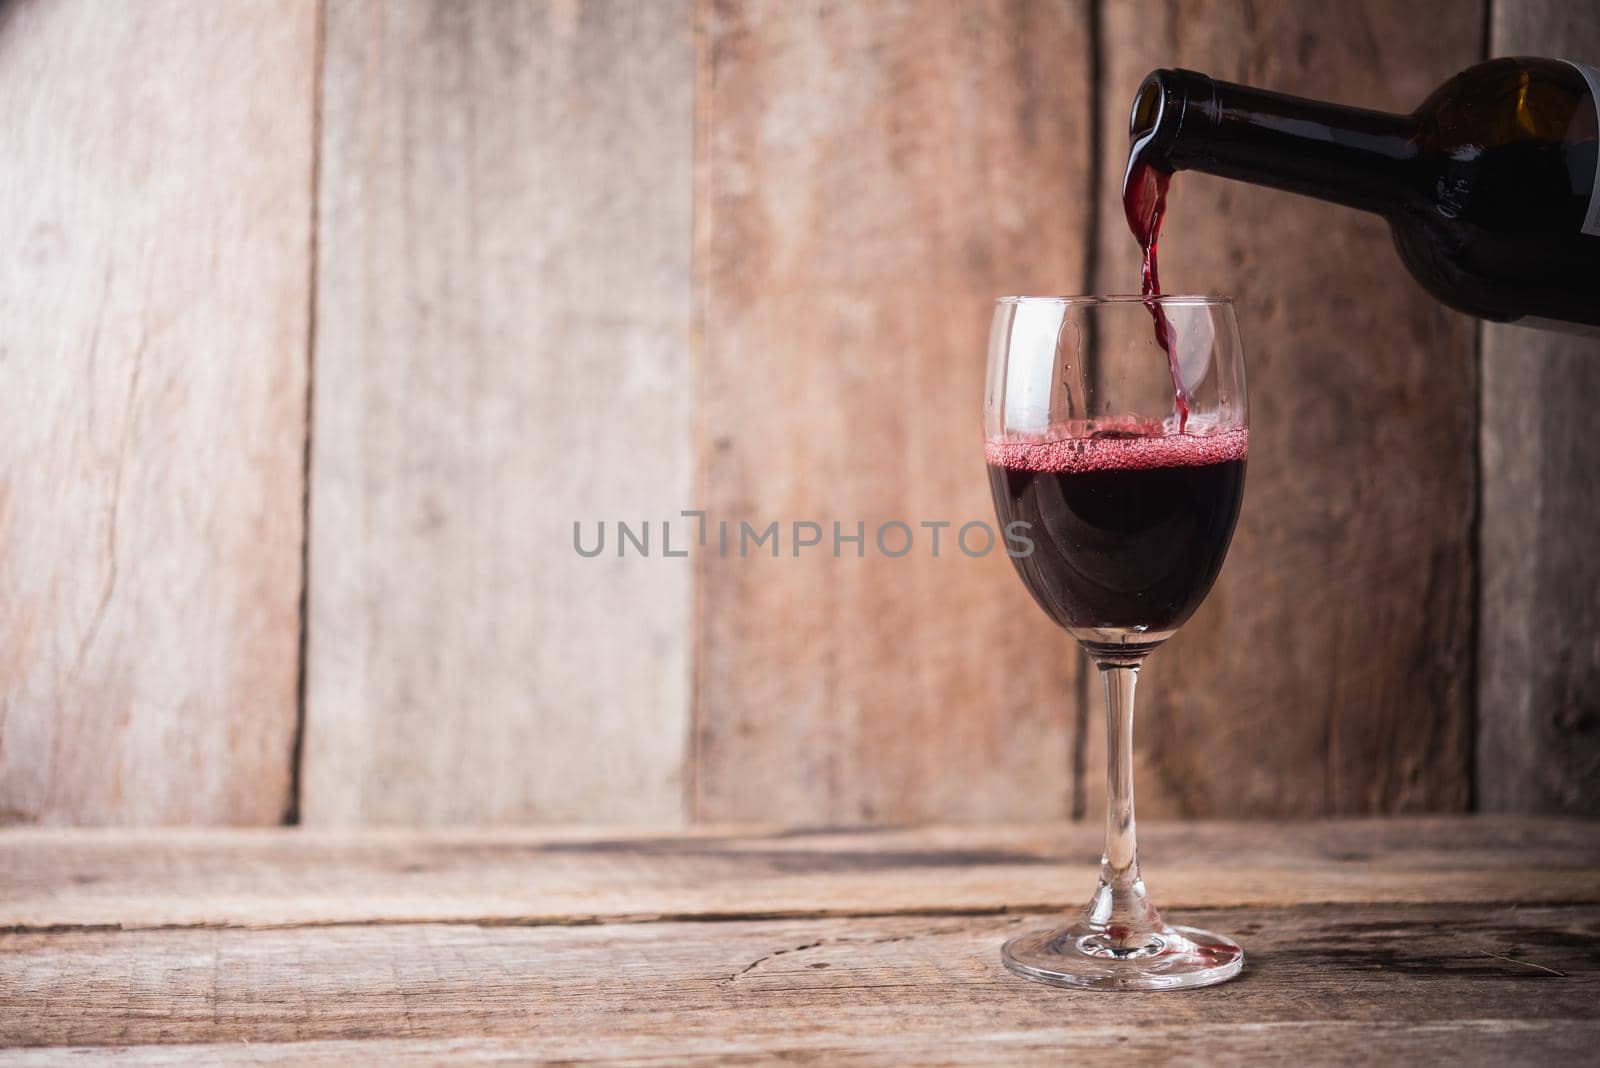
top-left (1127, 58), bottom-right (1600, 331)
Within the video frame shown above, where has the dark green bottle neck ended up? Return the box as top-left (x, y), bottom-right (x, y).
top-left (1131, 69), bottom-right (1421, 215)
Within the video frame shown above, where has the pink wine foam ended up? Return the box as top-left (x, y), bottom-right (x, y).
top-left (985, 427), bottom-right (1248, 474)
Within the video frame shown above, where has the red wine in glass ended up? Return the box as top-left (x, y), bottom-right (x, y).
top-left (986, 428), bottom-right (1246, 658)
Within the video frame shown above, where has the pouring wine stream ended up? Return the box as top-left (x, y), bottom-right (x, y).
top-left (1124, 152), bottom-right (1188, 432)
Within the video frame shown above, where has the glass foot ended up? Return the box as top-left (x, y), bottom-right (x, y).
top-left (1002, 921), bottom-right (1243, 991)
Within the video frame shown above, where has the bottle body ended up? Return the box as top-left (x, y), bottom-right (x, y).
top-left (1399, 58), bottom-right (1597, 328)
top-left (1130, 59), bottom-right (1600, 330)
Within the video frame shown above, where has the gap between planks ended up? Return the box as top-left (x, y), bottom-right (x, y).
top-left (9, 896), bottom-right (1600, 939)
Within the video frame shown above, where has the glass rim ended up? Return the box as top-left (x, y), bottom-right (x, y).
top-left (995, 294), bottom-right (1234, 307)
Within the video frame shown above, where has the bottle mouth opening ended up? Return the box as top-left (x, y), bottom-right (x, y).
top-left (1128, 69), bottom-right (1216, 168)
top-left (1130, 76), bottom-right (1163, 139)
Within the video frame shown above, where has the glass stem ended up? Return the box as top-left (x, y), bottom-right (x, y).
top-left (1083, 662), bottom-right (1164, 950)
top-left (1103, 664), bottom-right (1140, 879)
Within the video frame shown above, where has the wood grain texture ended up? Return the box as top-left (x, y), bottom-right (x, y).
top-left (1090, 0), bottom-right (1482, 819)
top-left (0, 0), bottom-right (315, 824)
top-left (1477, 3), bottom-right (1600, 816)
top-left (4, 906), bottom-right (1597, 1055)
top-left (13, 1023), bottom-right (1600, 1068)
top-left (304, 0), bottom-right (695, 824)
top-left (2, 821), bottom-right (1597, 1061)
top-left (692, 0), bottom-right (1091, 825)
top-left (5, 818), bottom-right (1596, 929)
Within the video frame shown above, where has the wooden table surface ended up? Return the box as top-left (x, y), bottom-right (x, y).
top-left (3, 817), bottom-right (1598, 1064)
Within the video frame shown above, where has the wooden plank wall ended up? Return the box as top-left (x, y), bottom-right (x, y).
top-left (0, 0), bottom-right (316, 824)
top-left (2, 0), bottom-right (1594, 825)
top-left (302, 0), bottom-right (695, 824)
top-left (1478, 0), bottom-right (1600, 816)
top-left (690, 0), bottom-right (1089, 824)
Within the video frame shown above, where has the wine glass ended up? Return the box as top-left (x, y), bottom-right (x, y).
top-left (985, 295), bottom-right (1248, 990)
